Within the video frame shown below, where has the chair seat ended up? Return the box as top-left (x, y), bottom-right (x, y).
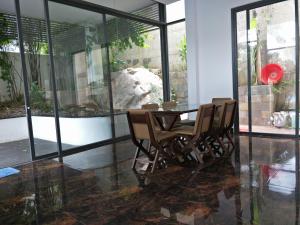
top-left (157, 131), bottom-right (177, 142)
top-left (177, 119), bottom-right (195, 126)
top-left (171, 126), bottom-right (194, 136)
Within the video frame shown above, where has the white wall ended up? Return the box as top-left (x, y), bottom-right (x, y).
top-left (32, 116), bottom-right (112, 145)
top-left (185, 0), bottom-right (257, 105)
top-left (0, 116), bottom-right (112, 145)
top-left (0, 117), bottom-right (29, 143)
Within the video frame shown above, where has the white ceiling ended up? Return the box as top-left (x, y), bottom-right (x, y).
top-left (154, 0), bottom-right (179, 4)
top-left (0, 0), bottom-right (181, 24)
top-left (85, 0), bottom-right (156, 12)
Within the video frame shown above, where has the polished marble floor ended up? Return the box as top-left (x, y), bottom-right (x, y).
top-left (0, 136), bottom-right (299, 225)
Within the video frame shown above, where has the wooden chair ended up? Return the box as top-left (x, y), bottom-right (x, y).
top-left (142, 103), bottom-right (159, 111)
top-left (209, 100), bottom-right (237, 156)
top-left (212, 98), bottom-right (232, 105)
top-left (127, 109), bottom-right (177, 173)
top-left (162, 101), bottom-right (177, 110)
top-left (221, 100), bottom-right (237, 152)
top-left (212, 97), bottom-right (232, 121)
top-left (172, 104), bottom-right (216, 163)
top-left (127, 109), bottom-right (153, 170)
top-left (145, 111), bottom-right (178, 173)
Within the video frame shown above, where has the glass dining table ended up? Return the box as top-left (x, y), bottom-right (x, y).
top-left (151, 104), bottom-right (199, 131)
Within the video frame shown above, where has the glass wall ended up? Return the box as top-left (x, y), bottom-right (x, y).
top-left (235, 0), bottom-right (297, 135)
top-left (107, 17), bottom-right (163, 111)
top-left (250, 1), bottom-right (296, 135)
top-left (0, 0), bottom-right (31, 166)
top-left (19, 0), bottom-right (59, 157)
top-left (48, 2), bottom-right (112, 151)
top-left (236, 11), bottom-right (249, 132)
top-left (0, 0), bottom-right (168, 164)
top-left (166, 0), bottom-right (185, 23)
top-left (166, 0), bottom-right (187, 105)
top-left (106, 16), bottom-right (163, 136)
top-left (168, 22), bottom-right (187, 105)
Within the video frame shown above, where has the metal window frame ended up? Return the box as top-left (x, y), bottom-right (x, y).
top-left (14, 0), bottom-right (36, 160)
top-left (48, 0), bottom-right (165, 27)
top-left (10, 0), bottom-right (175, 162)
top-left (231, 0), bottom-right (300, 138)
top-left (44, 0), bottom-right (63, 162)
top-left (159, 3), bottom-right (170, 101)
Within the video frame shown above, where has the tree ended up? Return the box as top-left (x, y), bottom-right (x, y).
top-left (0, 13), bottom-right (23, 102)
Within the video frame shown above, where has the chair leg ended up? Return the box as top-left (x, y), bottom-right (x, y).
top-left (132, 140), bottom-right (143, 169)
top-left (203, 140), bottom-right (216, 159)
top-left (215, 135), bottom-right (228, 156)
top-left (192, 144), bottom-right (203, 164)
top-left (151, 147), bottom-right (161, 173)
top-left (225, 131), bottom-right (234, 148)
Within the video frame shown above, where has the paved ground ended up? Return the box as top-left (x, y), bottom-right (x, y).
top-left (0, 139), bottom-right (73, 168)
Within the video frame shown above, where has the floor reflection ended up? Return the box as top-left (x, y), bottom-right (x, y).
top-left (0, 136), bottom-right (299, 224)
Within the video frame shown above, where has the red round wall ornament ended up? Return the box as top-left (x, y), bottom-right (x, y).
top-left (260, 64), bottom-right (284, 85)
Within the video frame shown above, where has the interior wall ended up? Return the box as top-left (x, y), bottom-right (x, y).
top-left (185, 0), bottom-right (257, 104)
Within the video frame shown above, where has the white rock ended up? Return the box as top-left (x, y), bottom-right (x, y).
top-left (111, 68), bottom-right (163, 109)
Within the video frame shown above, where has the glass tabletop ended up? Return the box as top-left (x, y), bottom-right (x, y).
top-left (156, 104), bottom-right (199, 114)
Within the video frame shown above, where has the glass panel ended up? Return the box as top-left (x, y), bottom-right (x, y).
top-left (166, 0), bottom-right (185, 23)
top-left (249, 1), bottom-right (295, 135)
top-left (48, 2), bottom-right (112, 150)
top-left (19, 0), bottom-right (59, 157)
top-left (107, 16), bottom-right (163, 112)
top-left (0, 1), bottom-right (31, 166)
top-left (114, 114), bottom-right (130, 137)
top-left (237, 11), bottom-right (249, 132)
top-left (168, 21), bottom-right (188, 105)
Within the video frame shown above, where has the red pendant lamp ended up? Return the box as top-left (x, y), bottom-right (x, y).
top-left (260, 64), bottom-right (284, 85)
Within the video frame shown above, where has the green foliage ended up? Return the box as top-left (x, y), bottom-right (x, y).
top-left (30, 82), bottom-right (52, 112)
top-left (38, 42), bottom-right (49, 55)
top-left (171, 88), bottom-right (177, 102)
top-left (0, 13), bottom-right (23, 102)
top-left (110, 56), bottom-right (127, 72)
top-left (272, 79), bottom-right (294, 94)
top-left (108, 18), bottom-right (150, 72)
top-left (179, 35), bottom-right (187, 64)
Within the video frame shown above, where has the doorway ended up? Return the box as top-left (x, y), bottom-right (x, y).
top-left (232, 0), bottom-right (300, 136)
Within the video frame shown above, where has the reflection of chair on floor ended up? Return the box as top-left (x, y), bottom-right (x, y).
top-left (127, 109), bottom-right (177, 173)
top-left (159, 160), bottom-right (238, 223)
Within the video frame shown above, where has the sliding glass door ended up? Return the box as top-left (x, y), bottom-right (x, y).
top-left (0, 0), bottom-right (31, 166)
top-left (19, 0), bottom-right (60, 157)
top-left (47, 2), bottom-right (112, 151)
top-left (233, 0), bottom-right (298, 136)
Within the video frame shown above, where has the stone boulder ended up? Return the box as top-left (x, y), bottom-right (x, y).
top-left (111, 68), bottom-right (163, 109)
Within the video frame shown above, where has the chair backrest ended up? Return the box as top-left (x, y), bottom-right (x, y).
top-left (193, 104), bottom-right (215, 138)
top-left (127, 109), bottom-right (150, 142)
top-left (142, 103), bottom-right (159, 111)
top-left (162, 101), bottom-right (177, 110)
top-left (219, 100), bottom-right (237, 130)
top-left (212, 97), bottom-right (232, 105)
top-left (212, 98), bottom-right (232, 118)
top-left (145, 111), bottom-right (162, 147)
